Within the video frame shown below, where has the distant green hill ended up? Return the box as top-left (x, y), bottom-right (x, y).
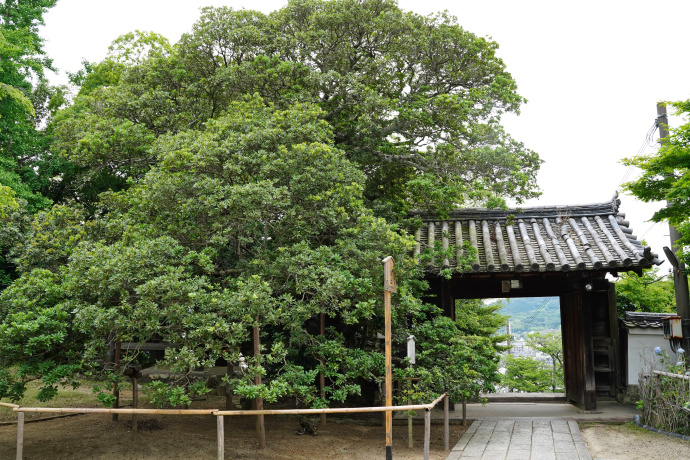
top-left (495, 297), bottom-right (561, 337)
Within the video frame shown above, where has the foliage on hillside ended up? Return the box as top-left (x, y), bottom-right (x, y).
top-left (497, 297), bottom-right (561, 337)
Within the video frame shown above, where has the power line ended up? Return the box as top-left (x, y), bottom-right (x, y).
top-left (616, 120), bottom-right (658, 191)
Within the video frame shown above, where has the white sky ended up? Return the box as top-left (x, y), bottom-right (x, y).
top-left (40, 0), bottom-right (690, 268)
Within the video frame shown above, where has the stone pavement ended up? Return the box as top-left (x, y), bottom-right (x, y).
top-left (447, 419), bottom-right (591, 460)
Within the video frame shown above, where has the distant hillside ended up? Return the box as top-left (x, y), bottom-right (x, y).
top-left (495, 297), bottom-right (561, 337)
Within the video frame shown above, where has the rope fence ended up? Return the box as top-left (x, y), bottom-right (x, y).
top-left (4, 393), bottom-right (449, 460)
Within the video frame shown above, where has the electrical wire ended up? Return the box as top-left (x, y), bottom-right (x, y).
top-left (616, 120), bottom-right (659, 191)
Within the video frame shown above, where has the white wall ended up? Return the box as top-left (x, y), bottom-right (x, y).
top-left (627, 328), bottom-right (680, 385)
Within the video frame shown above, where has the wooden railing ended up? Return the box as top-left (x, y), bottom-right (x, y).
top-left (2, 393), bottom-right (450, 460)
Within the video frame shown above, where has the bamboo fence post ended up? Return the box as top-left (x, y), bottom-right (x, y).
top-left (217, 415), bottom-right (224, 460)
top-left (444, 395), bottom-right (449, 451)
top-left (113, 340), bottom-right (121, 422)
top-left (16, 411), bottom-right (24, 460)
top-left (253, 323), bottom-right (266, 449)
top-left (423, 409), bottom-right (431, 460)
top-left (320, 312), bottom-right (326, 426)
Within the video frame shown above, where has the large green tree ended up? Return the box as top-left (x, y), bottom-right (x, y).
top-left (54, 0), bottom-right (540, 218)
top-left (623, 99), bottom-right (690, 264)
top-left (2, 0), bottom-right (537, 407)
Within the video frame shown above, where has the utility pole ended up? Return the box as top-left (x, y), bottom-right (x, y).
top-left (658, 102), bottom-right (690, 354)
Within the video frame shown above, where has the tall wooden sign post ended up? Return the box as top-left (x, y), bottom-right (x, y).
top-left (382, 256), bottom-right (396, 460)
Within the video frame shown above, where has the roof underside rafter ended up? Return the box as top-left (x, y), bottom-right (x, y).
top-left (412, 195), bottom-right (662, 275)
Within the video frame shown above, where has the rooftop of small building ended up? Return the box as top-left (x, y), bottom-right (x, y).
top-left (412, 194), bottom-right (661, 274)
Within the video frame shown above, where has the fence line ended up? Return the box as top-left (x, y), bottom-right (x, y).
top-left (652, 370), bottom-right (690, 381)
top-left (6, 393), bottom-right (449, 460)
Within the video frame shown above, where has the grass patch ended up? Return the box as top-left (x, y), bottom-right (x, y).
top-left (0, 379), bottom-right (145, 423)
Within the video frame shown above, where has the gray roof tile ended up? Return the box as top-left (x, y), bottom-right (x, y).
top-left (412, 195), bottom-right (661, 273)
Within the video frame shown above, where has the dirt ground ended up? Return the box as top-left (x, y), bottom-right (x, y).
top-left (580, 422), bottom-right (690, 460)
top-left (2, 398), bottom-right (690, 459)
top-left (0, 399), bottom-right (465, 459)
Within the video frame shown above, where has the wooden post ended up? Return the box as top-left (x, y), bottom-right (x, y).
top-left (253, 323), bottom-right (266, 449)
top-left (462, 399), bottom-right (467, 427)
top-left (444, 395), bottom-right (449, 451)
top-left (408, 409), bottom-right (413, 448)
top-left (132, 376), bottom-right (138, 432)
top-left (217, 415), bottom-right (225, 460)
top-left (16, 411), bottom-right (24, 460)
top-left (320, 312), bottom-right (327, 426)
top-left (113, 340), bottom-right (121, 422)
top-left (382, 256), bottom-right (396, 460)
top-left (423, 409), bottom-right (431, 460)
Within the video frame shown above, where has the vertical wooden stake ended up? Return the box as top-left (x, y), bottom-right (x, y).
top-left (385, 286), bottom-right (392, 457)
top-left (113, 340), bottom-right (121, 422)
top-left (444, 395), bottom-right (449, 451)
top-left (462, 399), bottom-right (467, 427)
top-left (253, 323), bottom-right (266, 449)
top-left (132, 376), bottom-right (138, 433)
top-left (16, 411), bottom-right (24, 460)
top-left (382, 256), bottom-right (396, 460)
top-left (217, 415), bottom-right (225, 460)
top-left (408, 412), bottom-right (413, 448)
top-left (320, 312), bottom-right (327, 426)
top-left (423, 409), bottom-right (431, 460)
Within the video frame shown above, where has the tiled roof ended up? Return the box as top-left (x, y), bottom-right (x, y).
top-left (621, 312), bottom-right (669, 328)
top-left (412, 195), bottom-right (661, 273)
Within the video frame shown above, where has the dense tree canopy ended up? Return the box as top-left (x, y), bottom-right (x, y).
top-left (54, 0), bottom-right (540, 217)
top-left (614, 268), bottom-right (675, 317)
top-left (1, 0), bottom-right (538, 407)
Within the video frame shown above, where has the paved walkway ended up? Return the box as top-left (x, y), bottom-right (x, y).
top-left (429, 396), bottom-right (639, 460)
top-left (447, 419), bottom-right (591, 460)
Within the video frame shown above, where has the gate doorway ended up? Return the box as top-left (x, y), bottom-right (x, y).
top-left (415, 196), bottom-right (660, 410)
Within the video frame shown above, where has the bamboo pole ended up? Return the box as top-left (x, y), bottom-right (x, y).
top-left (0, 402), bottom-right (19, 408)
top-left (16, 411), bottom-right (24, 460)
top-left (423, 409), bottom-right (431, 460)
top-left (217, 415), bottom-right (224, 460)
top-left (253, 323), bottom-right (266, 449)
top-left (444, 395), bottom-right (449, 451)
top-left (15, 408), bottom-right (218, 415)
